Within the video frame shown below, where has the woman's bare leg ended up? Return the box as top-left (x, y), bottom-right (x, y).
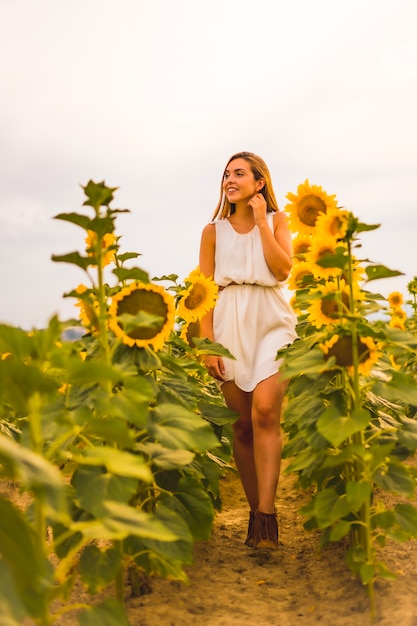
top-left (221, 381), bottom-right (258, 512)
top-left (251, 373), bottom-right (286, 514)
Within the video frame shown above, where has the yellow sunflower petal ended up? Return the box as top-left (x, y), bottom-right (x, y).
top-left (85, 230), bottom-right (116, 267)
top-left (315, 208), bottom-right (349, 240)
top-left (305, 236), bottom-right (346, 280)
top-left (388, 291), bottom-right (404, 309)
top-left (177, 270), bottom-right (218, 323)
top-left (285, 180), bottom-right (338, 235)
top-left (292, 233), bottom-right (312, 259)
top-left (287, 261), bottom-right (316, 291)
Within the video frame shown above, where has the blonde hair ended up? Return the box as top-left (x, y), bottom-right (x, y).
top-left (211, 151), bottom-right (279, 220)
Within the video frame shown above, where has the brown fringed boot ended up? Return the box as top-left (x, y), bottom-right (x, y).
top-left (252, 510), bottom-right (279, 550)
top-left (244, 511), bottom-right (256, 547)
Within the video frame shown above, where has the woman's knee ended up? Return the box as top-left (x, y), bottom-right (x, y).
top-left (252, 403), bottom-right (279, 430)
top-left (233, 416), bottom-right (253, 443)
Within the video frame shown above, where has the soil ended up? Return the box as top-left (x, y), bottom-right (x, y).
top-left (6, 461), bottom-right (417, 626)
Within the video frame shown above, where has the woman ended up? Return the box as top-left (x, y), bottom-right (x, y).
top-left (199, 151), bottom-right (297, 550)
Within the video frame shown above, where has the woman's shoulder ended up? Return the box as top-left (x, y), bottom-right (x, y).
top-left (272, 210), bottom-right (289, 230)
top-left (201, 221), bottom-right (216, 243)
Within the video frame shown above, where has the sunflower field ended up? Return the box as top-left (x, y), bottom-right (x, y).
top-left (1, 179), bottom-right (417, 624)
top-left (281, 180), bottom-right (417, 615)
top-left (0, 181), bottom-right (237, 625)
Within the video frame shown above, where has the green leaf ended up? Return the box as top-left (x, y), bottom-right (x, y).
top-left (0, 560), bottom-right (28, 625)
top-left (117, 251), bottom-right (142, 263)
top-left (65, 360), bottom-right (126, 386)
top-left (372, 371), bottom-right (417, 406)
top-left (373, 461), bottom-right (416, 497)
top-left (0, 436), bottom-right (67, 517)
top-left (101, 501), bottom-right (178, 542)
top-left (314, 488), bottom-right (351, 528)
top-left (72, 466), bottom-right (140, 517)
top-left (148, 403), bottom-right (219, 452)
top-left (329, 520), bottom-right (352, 541)
top-left (136, 442), bottom-right (195, 469)
top-left (0, 498), bottom-right (52, 619)
top-left (355, 221), bottom-right (380, 233)
top-left (79, 545), bottom-right (122, 594)
top-left (170, 475), bottom-right (215, 540)
top-left (346, 480), bottom-right (372, 511)
top-left (51, 251), bottom-right (92, 270)
top-left (78, 599), bottom-right (129, 626)
top-left (112, 267), bottom-right (150, 282)
top-left (197, 400), bottom-right (239, 426)
top-left (280, 347), bottom-right (330, 379)
top-left (360, 563), bottom-right (376, 585)
top-left (82, 180), bottom-right (118, 209)
top-left (365, 264), bottom-right (404, 282)
top-left (191, 337), bottom-right (236, 359)
top-left (316, 251), bottom-right (348, 270)
top-left (372, 509), bottom-right (396, 530)
top-left (125, 503), bottom-right (193, 568)
top-left (76, 447), bottom-right (152, 481)
top-left (53, 211), bottom-right (92, 230)
top-left (394, 503), bottom-right (417, 536)
top-left (317, 406), bottom-right (371, 447)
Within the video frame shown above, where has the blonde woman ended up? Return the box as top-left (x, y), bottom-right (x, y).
top-left (199, 152), bottom-right (297, 550)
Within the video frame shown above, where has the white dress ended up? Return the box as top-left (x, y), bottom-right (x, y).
top-left (213, 213), bottom-right (297, 392)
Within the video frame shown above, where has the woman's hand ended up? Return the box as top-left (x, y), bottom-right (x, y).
top-left (248, 193), bottom-right (267, 225)
top-left (204, 355), bottom-right (225, 381)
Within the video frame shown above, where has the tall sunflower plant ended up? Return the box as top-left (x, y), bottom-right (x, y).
top-left (0, 181), bottom-right (237, 625)
top-left (280, 180), bottom-right (417, 614)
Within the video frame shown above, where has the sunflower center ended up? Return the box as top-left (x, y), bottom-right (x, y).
top-left (294, 269), bottom-right (313, 286)
top-left (321, 292), bottom-right (350, 319)
top-left (294, 241), bottom-right (311, 255)
top-left (329, 216), bottom-right (344, 237)
top-left (117, 290), bottom-right (168, 340)
top-left (298, 195), bottom-right (327, 227)
top-left (326, 336), bottom-right (369, 367)
top-left (184, 284), bottom-right (207, 310)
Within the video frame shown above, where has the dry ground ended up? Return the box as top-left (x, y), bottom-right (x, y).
top-left (14, 460), bottom-right (414, 626)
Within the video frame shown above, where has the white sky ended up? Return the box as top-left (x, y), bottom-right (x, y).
top-left (1, 0), bottom-right (416, 328)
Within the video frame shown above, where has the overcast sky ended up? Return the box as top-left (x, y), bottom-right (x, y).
top-left (1, 0), bottom-right (416, 329)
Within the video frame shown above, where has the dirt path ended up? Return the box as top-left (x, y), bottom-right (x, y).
top-left (119, 466), bottom-right (417, 626)
top-left (7, 462), bottom-right (417, 626)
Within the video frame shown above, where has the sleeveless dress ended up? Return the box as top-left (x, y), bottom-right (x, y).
top-left (213, 212), bottom-right (297, 392)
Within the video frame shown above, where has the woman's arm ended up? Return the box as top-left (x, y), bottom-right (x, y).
top-left (198, 222), bottom-right (225, 380)
top-left (250, 194), bottom-right (293, 281)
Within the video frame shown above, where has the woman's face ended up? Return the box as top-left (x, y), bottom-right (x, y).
top-left (222, 158), bottom-right (260, 204)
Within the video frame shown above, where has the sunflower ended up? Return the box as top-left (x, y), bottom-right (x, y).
top-left (177, 269), bottom-right (218, 323)
top-left (289, 295), bottom-right (301, 315)
top-left (307, 280), bottom-right (351, 328)
top-left (85, 231), bottom-right (116, 267)
top-left (305, 236), bottom-right (346, 280)
top-left (109, 282), bottom-right (175, 351)
top-left (389, 316), bottom-right (406, 330)
top-left (320, 333), bottom-right (379, 376)
top-left (285, 180), bottom-right (338, 235)
top-left (179, 320), bottom-right (201, 346)
top-left (287, 261), bottom-right (316, 291)
top-left (292, 233), bottom-right (312, 259)
top-left (315, 207), bottom-right (349, 240)
top-left (407, 278), bottom-right (417, 295)
top-left (387, 291), bottom-right (404, 310)
top-left (75, 284), bottom-right (100, 330)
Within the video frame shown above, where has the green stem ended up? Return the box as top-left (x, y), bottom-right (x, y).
top-left (347, 240), bottom-right (374, 611)
top-left (114, 540), bottom-right (124, 604)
